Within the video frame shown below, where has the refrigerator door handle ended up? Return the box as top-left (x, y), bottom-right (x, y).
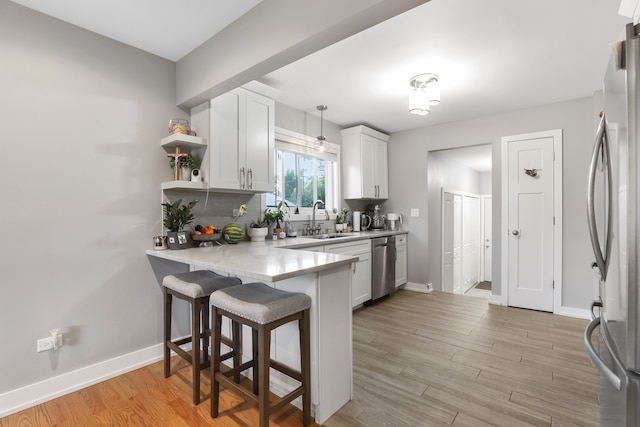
top-left (584, 316), bottom-right (623, 391)
top-left (590, 299), bottom-right (602, 321)
top-left (586, 114), bottom-right (614, 280)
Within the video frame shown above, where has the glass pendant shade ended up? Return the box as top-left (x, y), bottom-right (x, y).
top-left (314, 105), bottom-right (328, 151)
top-left (409, 87), bottom-right (430, 116)
top-left (426, 80), bottom-right (440, 105)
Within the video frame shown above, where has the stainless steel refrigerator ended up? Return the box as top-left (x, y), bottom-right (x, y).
top-left (586, 22), bottom-right (640, 427)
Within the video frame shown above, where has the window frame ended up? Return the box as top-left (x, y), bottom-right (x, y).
top-left (270, 127), bottom-right (341, 218)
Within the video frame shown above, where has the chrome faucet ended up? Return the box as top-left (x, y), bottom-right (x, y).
top-left (311, 200), bottom-right (325, 235)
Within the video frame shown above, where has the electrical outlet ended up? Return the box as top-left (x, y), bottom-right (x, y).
top-left (37, 337), bottom-right (55, 352)
top-left (37, 333), bottom-right (63, 352)
top-left (411, 208), bottom-right (419, 217)
top-left (232, 209), bottom-right (239, 217)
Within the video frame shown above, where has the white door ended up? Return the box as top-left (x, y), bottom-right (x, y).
top-left (442, 192), bottom-right (454, 293)
top-left (482, 196), bottom-right (492, 281)
top-left (452, 194), bottom-right (462, 294)
top-left (462, 195), bottom-right (480, 293)
top-left (506, 134), bottom-right (556, 311)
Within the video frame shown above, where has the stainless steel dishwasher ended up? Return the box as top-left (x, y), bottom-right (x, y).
top-left (371, 236), bottom-right (396, 301)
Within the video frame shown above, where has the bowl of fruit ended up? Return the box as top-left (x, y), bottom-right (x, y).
top-left (192, 225), bottom-right (221, 246)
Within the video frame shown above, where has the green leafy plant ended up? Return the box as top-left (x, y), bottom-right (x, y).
top-left (162, 199), bottom-right (199, 232)
top-left (336, 208), bottom-right (350, 225)
top-left (169, 153), bottom-right (197, 170)
top-left (250, 216), bottom-right (268, 228)
top-left (264, 201), bottom-right (287, 228)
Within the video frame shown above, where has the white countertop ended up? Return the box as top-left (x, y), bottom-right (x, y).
top-left (146, 229), bottom-right (407, 282)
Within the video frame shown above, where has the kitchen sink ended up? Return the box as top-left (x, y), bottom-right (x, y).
top-left (310, 233), bottom-right (356, 240)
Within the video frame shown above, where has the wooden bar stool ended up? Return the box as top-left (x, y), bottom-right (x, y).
top-left (210, 282), bottom-right (312, 427)
top-left (162, 270), bottom-right (242, 404)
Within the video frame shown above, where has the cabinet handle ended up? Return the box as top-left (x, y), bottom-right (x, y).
top-left (240, 167), bottom-right (246, 189)
top-left (248, 168), bottom-right (253, 189)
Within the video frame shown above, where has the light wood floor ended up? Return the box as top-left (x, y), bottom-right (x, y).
top-left (0, 290), bottom-right (599, 426)
top-left (328, 290), bottom-right (600, 427)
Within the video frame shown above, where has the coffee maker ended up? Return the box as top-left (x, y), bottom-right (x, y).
top-left (386, 213), bottom-right (403, 230)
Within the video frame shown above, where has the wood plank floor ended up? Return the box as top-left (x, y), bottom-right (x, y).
top-left (327, 290), bottom-right (600, 427)
top-left (0, 290), bottom-right (599, 426)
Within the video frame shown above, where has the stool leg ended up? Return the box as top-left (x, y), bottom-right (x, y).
top-left (258, 324), bottom-right (270, 427)
top-left (202, 298), bottom-right (210, 364)
top-left (192, 297), bottom-right (201, 405)
top-left (232, 321), bottom-right (241, 384)
top-left (300, 309), bottom-right (311, 426)
top-left (163, 289), bottom-right (172, 378)
top-left (252, 328), bottom-right (259, 395)
top-left (210, 308), bottom-right (222, 418)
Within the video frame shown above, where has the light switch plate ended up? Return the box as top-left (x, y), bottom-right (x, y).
top-left (411, 208), bottom-right (419, 217)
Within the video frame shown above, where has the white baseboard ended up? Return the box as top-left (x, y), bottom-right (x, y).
top-left (0, 344), bottom-right (164, 418)
top-left (555, 306), bottom-right (591, 320)
top-left (488, 294), bottom-right (503, 305)
top-left (402, 282), bottom-right (430, 293)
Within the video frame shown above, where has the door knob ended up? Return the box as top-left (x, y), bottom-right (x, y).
top-left (512, 229), bottom-right (520, 236)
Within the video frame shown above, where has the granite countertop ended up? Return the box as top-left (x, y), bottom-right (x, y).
top-left (274, 228), bottom-right (408, 250)
top-left (146, 229), bottom-right (408, 282)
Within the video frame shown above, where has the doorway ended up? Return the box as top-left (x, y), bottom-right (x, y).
top-left (429, 143), bottom-right (492, 297)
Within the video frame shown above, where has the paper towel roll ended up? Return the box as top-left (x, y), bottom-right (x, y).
top-left (353, 211), bottom-right (361, 231)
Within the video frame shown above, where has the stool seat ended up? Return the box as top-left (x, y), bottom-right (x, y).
top-left (163, 270), bottom-right (240, 298)
top-left (163, 270), bottom-right (242, 405)
top-left (210, 282), bottom-right (312, 426)
top-left (210, 282), bottom-right (311, 324)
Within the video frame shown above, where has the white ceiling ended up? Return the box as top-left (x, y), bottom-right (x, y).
top-left (10, 0), bottom-right (630, 150)
top-left (9, 0), bottom-right (263, 61)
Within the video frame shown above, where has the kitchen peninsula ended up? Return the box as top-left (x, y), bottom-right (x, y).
top-left (146, 239), bottom-right (357, 424)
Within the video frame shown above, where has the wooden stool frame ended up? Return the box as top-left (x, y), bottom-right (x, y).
top-left (210, 305), bottom-right (311, 426)
top-left (164, 287), bottom-right (241, 404)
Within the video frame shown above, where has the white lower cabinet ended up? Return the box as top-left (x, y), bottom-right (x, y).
top-left (324, 240), bottom-right (372, 307)
top-left (395, 234), bottom-right (408, 287)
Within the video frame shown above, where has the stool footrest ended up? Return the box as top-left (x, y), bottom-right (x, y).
top-left (270, 360), bottom-right (302, 382)
top-left (215, 372), bottom-right (305, 413)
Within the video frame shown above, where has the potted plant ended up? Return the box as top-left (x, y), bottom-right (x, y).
top-left (247, 216), bottom-right (269, 242)
top-left (264, 201), bottom-right (286, 238)
top-left (162, 198), bottom-right (198, 249)
top-left (335, 208), bottom-right (350, 232)
top-left (169, 153), bottom-right (197, 181)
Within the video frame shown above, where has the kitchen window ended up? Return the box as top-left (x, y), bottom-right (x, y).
top-left (268, 128), bottom-right (340, 215)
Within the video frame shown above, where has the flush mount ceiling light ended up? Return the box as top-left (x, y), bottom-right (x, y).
top-left (314, 105), bottom-right (328, 152)
top-left (409, 73), bottom-right (440, 116)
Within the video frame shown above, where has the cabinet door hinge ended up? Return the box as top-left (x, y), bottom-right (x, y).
top-left (553, 280), bottom-right (555, 289)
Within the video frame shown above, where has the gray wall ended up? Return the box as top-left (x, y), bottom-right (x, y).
top-left (386, 96), bottom-right (596, 311)
top-left (275, 102), bottom-right (342, 145)
top-left (0, 2), bottom-right (184, 393)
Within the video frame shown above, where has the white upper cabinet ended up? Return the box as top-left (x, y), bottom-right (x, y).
top-left (341, 125), bottom-right (389, 200)
top-left (620, 0), bottom-right (640, 23)
top-left (209, 87), bottom-right (275, 192)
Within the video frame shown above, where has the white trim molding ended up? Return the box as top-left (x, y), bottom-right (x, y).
top-left (0, 344), bottom-right (163, 418)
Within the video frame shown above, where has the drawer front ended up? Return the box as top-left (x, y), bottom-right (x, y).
top-left (324, 240), bottom-right (371, 255)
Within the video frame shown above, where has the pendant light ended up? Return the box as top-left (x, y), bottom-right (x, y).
top-left (314, 105), bottom-right (328, 152)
